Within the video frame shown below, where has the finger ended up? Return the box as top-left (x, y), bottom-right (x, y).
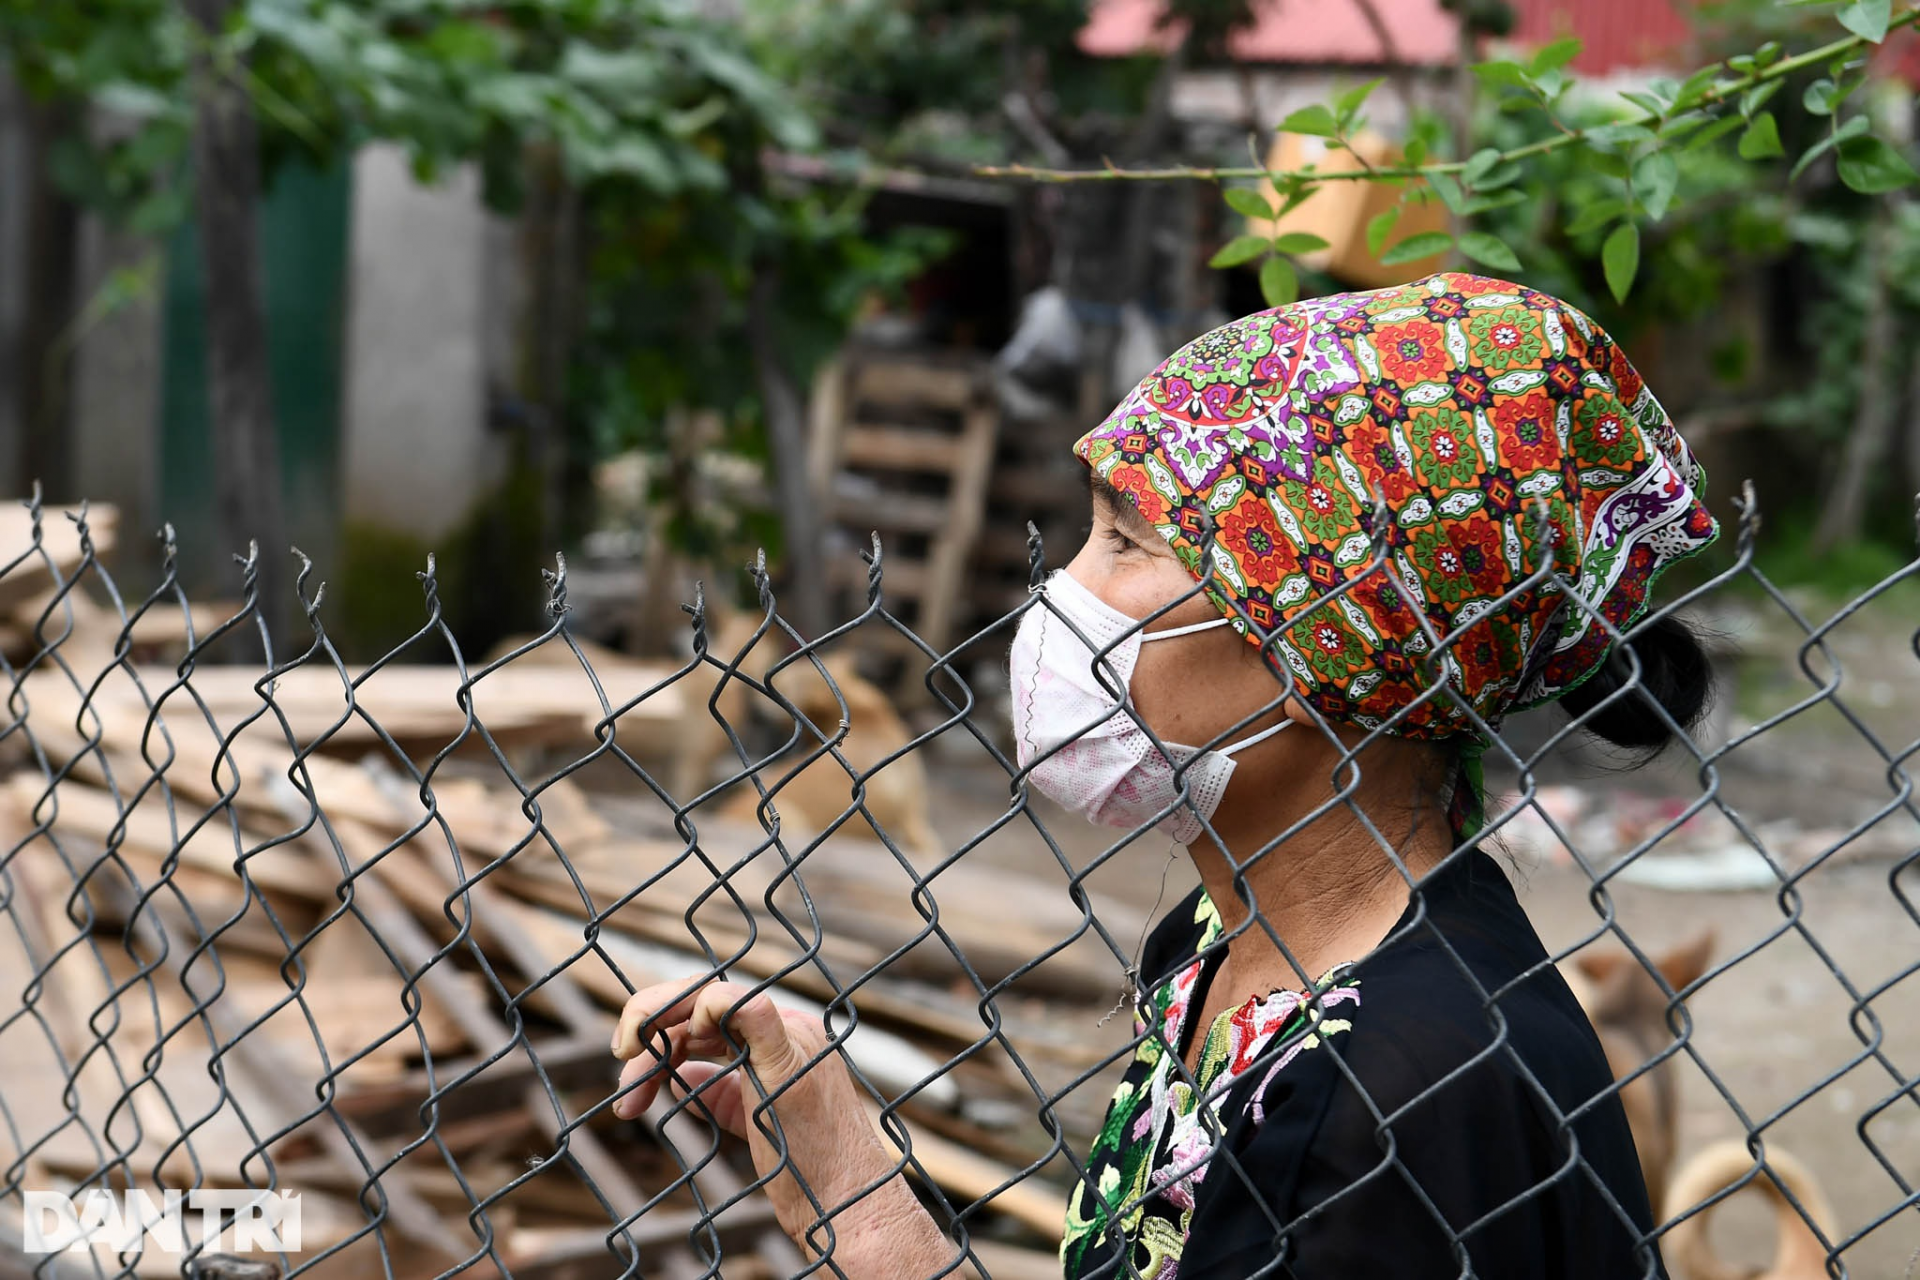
top-left (612, 1023), bottom-right (691, 1119)
top-left (685, 986), bottom-right (812, 1081)
top-left (667, 1061), bottom-right (748, 1137)
top-left (611, 976), bottom-right (712, 1060)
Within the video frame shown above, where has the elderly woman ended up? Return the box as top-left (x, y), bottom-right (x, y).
top-left (611, 273), bottom-right (1717, 1278)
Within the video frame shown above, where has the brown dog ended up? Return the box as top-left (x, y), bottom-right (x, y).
top-left (1561, 930), bottom-right (1716, 1217)
top-left (1662, 1141), bottom-right (1836, 1280)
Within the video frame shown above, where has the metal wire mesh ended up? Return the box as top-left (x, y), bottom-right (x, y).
top-left (0, 486), bottom-right (1914, 1280)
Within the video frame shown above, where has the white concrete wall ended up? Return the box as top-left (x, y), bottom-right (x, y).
top-left (340, 144), bottom-right (500, 543)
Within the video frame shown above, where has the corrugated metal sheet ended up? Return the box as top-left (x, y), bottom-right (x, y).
top-left (1078, 0), bottom-right (1697, 73)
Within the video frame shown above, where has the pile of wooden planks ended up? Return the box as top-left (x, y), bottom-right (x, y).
top-left (0, 636), bottom-right (1130, 1278)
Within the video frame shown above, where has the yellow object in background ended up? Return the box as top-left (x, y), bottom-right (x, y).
top-left (1244, 131), bottom-right (1453, 288)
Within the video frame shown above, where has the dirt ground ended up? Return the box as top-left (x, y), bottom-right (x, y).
top-left (905, 580), bottom-right (1920, 1278)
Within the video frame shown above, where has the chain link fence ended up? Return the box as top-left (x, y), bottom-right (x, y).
top-left (0, 489), bottom-right (1915, 1280)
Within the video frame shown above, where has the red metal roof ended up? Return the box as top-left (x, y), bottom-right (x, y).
top-left (1509, 0), bottom-right (1695, 75)
top-left (1077, 0), bottom-right (1457, 66)
top-left (1078, 0), bottom-right (1698, 74)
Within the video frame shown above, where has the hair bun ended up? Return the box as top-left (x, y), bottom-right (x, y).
top-left (1555, 613), bottom-right (1716, 753)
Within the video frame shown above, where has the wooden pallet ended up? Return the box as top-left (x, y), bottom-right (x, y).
top-left (807, 349), bottom-right (1000, 659)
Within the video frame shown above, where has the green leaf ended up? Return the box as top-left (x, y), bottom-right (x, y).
top-left (570, 135), bottom-right (678, 189)
top-left (1462, 188), bottom-right (1529, 215)
top-left (1530, 37), bottom-right (1584, 75)
top-left (1566, 197), bottom-right (1628, 236)
top-left (1260, 255), bottom-right (1300, 308)
top-left (1634, 151), bottom-right (1679, 221)
top-left (1658, 111), bottom-right (1712, 140)
top-left (1603, 222), bottom-right (1640, 302)
top-left (1403, 136), bottom-right (1428, 167)
top-left (1740, 80), bottom-right (1781, 119)
top-left (1738, 112), bottom-right (1784, 159)
top-left (1426, 170), bottom-right (1468, 214)
top-left (1672, 64), bottom-right (1723, 110)
top-left (1585, 122), bottom-right (1657, 150)
top-left (1804, 78), bottom-right (1840, 116)
top-left (1621, 90), bottom-right (1670, 118)
top-left (1366, 206), bottom-right (1403, 257)
top-left (1837, 0), bottom-right (1891, 43)
top-left (1684, 115), bottom-right (1747, 151)
top-left (1458, 231), bottom-right (1522, 273)
top-left (1588, 150), bottom-right (1632, 180)
top-left (1224, 188), bottom-right (1278, 220)
top-left (1472, 59), bottom-right (1533, 90)
top-left (1837, 135), bottom-right (1920, 193)
top-left (1791, 132), bottom-right (1841, 182)
top-left (1335, 77), bottom-right (1387, 121)
top-left (1380, 230), bottom-right (1454, 265)
top-left (1277, 104), bottom-right (1340, 137)
top-left (93, 82), bottom-right (177, 121)
top-left (1461, 147), bottom-right (1503, 186)
top-left (1755, 42), bottom-right (1783, 67)
top-left (1274, 232), bottom-right (1331, 255)
top-left (1209, 234), bottom-right (1272, 267)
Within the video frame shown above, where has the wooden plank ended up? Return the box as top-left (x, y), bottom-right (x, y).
top-left (51, 661), bottom-right (686, 757)
top-left (0, 503), bottom-right (119, 615)
top-left (847, 359), bottom-right (983, 412)
top-left (291, 801), bottom-right (806, 1280)
top-left (21, 694), bottom-right (614, 875)
top-left (841, 426), bottom-right (968, 474)
top-left (917, 395), bottom-right (1000, 650)
top-left (866, 1102), bottom-right (1066, 1242)
top-left (806, 354), bottom-right (848, 509)
top-left (2, 772), bottom-right (322, 902)
top-left (829, 489), bottom-right (952, 534)
top-left (969, 1240), bottom-right (1073, 1279)
top-left (832, 556), bottom-right (929, 597)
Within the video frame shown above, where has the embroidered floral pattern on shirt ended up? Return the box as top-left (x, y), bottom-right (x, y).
top-left (1061, 895), bottom-right (1359, 1278)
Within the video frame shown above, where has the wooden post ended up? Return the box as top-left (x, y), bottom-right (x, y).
top-left (184, 0), bottom-right (287, 635)
top-left (747, 266), bottom-right (830, 640)
top-left (13, 94), bottom-right (80, 494)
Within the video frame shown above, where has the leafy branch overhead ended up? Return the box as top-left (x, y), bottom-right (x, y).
top-left (0, 0), bottom-right (814, 227)
top-left (980, 0), bottom-right (1920, 304)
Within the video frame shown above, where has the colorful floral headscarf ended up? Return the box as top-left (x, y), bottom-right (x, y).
top-left (1075, 273), bottom-right (1719, 828)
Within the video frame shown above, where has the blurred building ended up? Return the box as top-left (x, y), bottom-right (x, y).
top-left (0, 73), bottom-right (514, 590)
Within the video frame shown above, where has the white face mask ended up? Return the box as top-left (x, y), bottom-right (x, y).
top-left (1007, 570), bottom-right (1291, 846)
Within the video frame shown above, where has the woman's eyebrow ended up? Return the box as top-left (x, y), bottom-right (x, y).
top-left (1098, 479), bottom-right (1152, 541)
top-left (1089, 476), bottom-right (1157, 537)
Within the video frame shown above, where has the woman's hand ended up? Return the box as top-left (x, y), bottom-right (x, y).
top-left (610, 977), bottom-right (962, 1275)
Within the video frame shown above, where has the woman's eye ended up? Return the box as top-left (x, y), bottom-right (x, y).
top-left (1103, 527), bottom-right (1135, 551)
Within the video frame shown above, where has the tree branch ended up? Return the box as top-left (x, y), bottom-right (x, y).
top-left (972, 9), bottom-right (1920, 184)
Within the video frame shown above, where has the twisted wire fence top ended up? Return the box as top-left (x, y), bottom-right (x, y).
top-left (0, 487), bottom-right (1913, 1280)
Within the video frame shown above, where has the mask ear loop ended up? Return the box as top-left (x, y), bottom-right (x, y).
top-left (1139, 615), bottom-right (1235, 643)
top-left (1213, 715), bottom-right (1291, 757)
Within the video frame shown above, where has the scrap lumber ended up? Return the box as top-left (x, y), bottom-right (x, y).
top-left (0, 642), bottom-right (1115, 1279)
top-left (134, 662), bottom-right (685, 754)
top-left (0, 502), bottom-right (118, 615)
